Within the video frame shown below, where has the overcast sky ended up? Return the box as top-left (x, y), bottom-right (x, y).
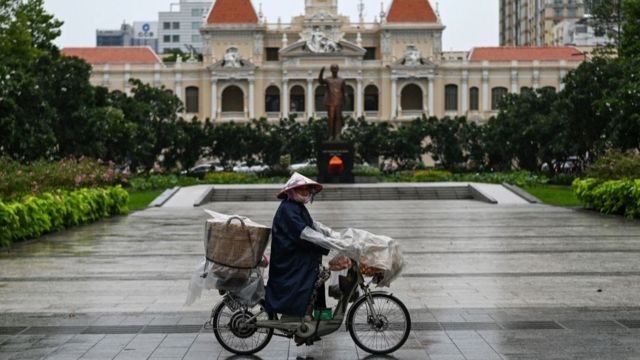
top-left (43, 0), bottom-right (499, 51)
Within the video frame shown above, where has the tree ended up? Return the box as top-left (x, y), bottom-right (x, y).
top-left (343, 117), bottom-right (391, 165)
top-left (487, 88), bottom-right (564, 171)
top-left (383, 117), bottom-right (429, 170)
top-left (425, 117), bottom-right (467, 171)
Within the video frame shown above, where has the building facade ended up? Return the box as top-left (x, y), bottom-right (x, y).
top-left (71, 0), bottom-right (585, 124)
top-left (158, 0), bottom-right (211, 54)
top-left (97, 22), bottom-right (159, 53)
top-left (500, 0), bottom-right (586, 46)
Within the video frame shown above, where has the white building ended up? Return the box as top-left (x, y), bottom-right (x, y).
top-left (551, 18), bottom-right (613, 47)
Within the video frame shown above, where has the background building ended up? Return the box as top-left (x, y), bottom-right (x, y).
top-left (500, 0), bottom-right (587, 46)
top-left (71, 0), bottom-right (585, 124)
top-left (158, 0), bottom-right (211, 54)
top-left (96, 22), bottom-right (158, 53)
top-left (96, 23), bottom-right (133, 47)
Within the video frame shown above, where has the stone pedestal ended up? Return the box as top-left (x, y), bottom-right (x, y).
top-left (318, 141), bottom-right (355, 183)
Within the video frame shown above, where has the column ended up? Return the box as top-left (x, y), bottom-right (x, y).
top-left (175, 72), bottom-right (183, 103)
top-left (482, 68), bottom-right (490, 112)
top-left (461, 70), bottom-right (469, 114)
top-left (532, 61), bottom-right (541, 90)
top-left (307, 79), bottom-right (314, 118)
top-left (249, 79), bottom-right (255, 119)
top-left (210, 78), bottom-right (218, 120)
top-left (356, 78), bottom-right (363, 118)
top-left (124, 64), bottom-right (131, 95)
top-left (428, 77), bottom-right (435, 117)
top-left (282, 80), bottom-right (289, 118)
top-left (153, 63), bottom-right (162, 87)
top-left (102, 64), bottom-right (110, 87)
top-left (559, 60), bottom-right (568, 91)
top-left (511, 61), bottom-right (519, 93)
top-left (390, 78), bottom-right (397, 119)
top-left (511, 69), bottom-right (519, 93)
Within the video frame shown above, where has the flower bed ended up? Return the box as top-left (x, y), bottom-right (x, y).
top-left (0, 157), bottom-right (125, 201)
top-left (0, 187), bottom-right (129, 248)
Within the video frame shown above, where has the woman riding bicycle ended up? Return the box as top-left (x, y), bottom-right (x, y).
top-left (265, 173), bottom-right (329, 321)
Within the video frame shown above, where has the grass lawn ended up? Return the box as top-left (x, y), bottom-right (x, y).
top-left (128, 190), bottom-right (163, 211)
top-left (523, 185), bottom-right (582, 207)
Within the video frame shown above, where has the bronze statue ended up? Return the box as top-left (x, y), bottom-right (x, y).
top-left (319, 64), bottom-right (347, 141)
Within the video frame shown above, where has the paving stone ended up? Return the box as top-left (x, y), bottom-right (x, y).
top-left (2, 199), bottom-right (640, 359)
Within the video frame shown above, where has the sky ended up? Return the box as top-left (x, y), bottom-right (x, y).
top-left (43, 0), bottom-right (499, 51)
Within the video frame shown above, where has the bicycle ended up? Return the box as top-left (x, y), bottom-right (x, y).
top-left (205, 260), bottom-right (411, 355)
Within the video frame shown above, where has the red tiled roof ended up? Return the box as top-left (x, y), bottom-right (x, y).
top-left (207, 0), bottom-right (258, 24)
top-left (62, 47), bottom-right (161, 65)
top-left (387, 0), bottom-right (438, 23)
top-left (469, 47), bottom-right (583, 62)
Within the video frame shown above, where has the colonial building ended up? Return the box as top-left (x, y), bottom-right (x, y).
top-left (64, 0), bottom-right (585, 124)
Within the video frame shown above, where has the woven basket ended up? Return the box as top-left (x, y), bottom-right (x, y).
top-left (205, 217), bottom-right (270, 269)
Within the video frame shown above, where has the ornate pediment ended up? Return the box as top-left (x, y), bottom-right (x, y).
top-left (209, 47), bottom-right (257, 71)
top-left (280, 39), bottom-right (366, 57)
top-left (390, 45), bottom-right (437, 68)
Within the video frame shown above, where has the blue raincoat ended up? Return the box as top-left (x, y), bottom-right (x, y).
top-left (265, 199), bottom-right (329, 316)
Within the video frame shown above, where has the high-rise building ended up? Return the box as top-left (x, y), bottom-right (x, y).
top-left (500, 0), bottom-right (586, 46)
top-left (158, 0), bottom-right (211, 54)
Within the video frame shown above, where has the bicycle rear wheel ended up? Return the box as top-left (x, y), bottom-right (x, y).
top-left (347, 293), bottom-right (411, 355)
top-left (212, 299), bottom-right (274, 355)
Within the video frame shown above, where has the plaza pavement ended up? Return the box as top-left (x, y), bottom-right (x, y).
top-left (1, 197), bottom-right (640, 359)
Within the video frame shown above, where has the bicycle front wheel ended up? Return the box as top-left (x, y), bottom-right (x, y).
top-left (347, 293), bottom-right (411, 355)
top-left (212, 299), bottom-right (274, 355)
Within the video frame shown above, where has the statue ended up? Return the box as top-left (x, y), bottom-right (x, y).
top-left (307, 26), bottom-right (341, 54)
top-left (319, 64), bottom-right (348, 141)
top-left (403, 45), bottom-right (422, 66)
top-left (223, 47), bottom-right (242, 68)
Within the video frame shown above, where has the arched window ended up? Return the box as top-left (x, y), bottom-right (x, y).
top-left (364, 85), bottom-right (379, 112)
top-left (469, 87), bottom-right (479, 111)
top-left (542, 86), bottom-right (556, 93)
top-left (265, 86), bottom-right (280, 113)
top-left (221, 86), bottom-right (244, 112)
top-left (444, 84), bottom-right (458, 111)
top-left (520, 86), bottom-right (532, 94)
top-left (315, 86), bottom-right (326, 112)
top-left (185, 86), bottom-right (199, 113)
top-left (491, 87), bottom-right (508, 110)
top-left (401, 84), bottom-right (423, 111)
top-left (344, 85), bottom-right (355, 113)
top-left (290, 85), bottom-right (305, 113)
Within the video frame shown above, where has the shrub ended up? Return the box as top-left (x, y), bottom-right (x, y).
top-left (453, 171), bottom-right (548, 187)
top-left (203, 172), bottom-right (258, 184)
top-left (0, 187), bottom-right (129, 248)
top-left (412, 170), bottom-right (453, 182)
top-left (0, 157), bottom-right (125, 200)
top-left (573, 178), bottom-right (640, 218)
top-left (586, 151), bottom-right (640, 180)
top-left (128, 175), bottom-right (200, 191)
top-left (297, 166), bottom-right (319, 178)
top-left (353, 165), bottom-right (382, 177)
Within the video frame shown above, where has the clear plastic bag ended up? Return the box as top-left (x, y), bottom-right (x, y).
top-left (301, 226), bottom-right (404, 287)
top-left (185, 259), bottom-right (265, 306)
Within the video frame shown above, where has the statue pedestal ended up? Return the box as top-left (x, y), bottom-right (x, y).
top-left (317, 141), bottom-right (355, 184)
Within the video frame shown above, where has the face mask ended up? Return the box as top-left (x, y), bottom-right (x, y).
top-left (287, 189), bottom-right (313, 204)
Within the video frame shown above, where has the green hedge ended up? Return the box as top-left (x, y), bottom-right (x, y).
top-left (0, 187), bottom-right (129, 248)
top-left (573, 178), bottom-right (640, 219)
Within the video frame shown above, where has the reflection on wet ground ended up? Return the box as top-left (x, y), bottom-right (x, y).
top-left (1, 200), bottom-right (640, 359)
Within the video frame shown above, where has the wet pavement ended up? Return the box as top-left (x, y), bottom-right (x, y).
top-left (1, 199), bottom-right (640, 359)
